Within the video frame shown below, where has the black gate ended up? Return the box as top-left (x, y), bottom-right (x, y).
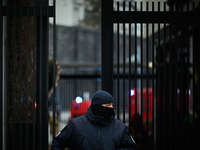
top-left (0, 0), bottom-right (56, 149)
top-left (101, 0), bottom-right (200, 150)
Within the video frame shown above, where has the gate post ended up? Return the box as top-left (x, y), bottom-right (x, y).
top-left (101, 0), bottom-right (113, 95)
top-left (0, 0), bottom-right (3, 148)
top-left (36, 0), bottom-right (49, 149)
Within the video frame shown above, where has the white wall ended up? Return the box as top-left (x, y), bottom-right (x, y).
top-left (49, 0), bottom-right (85, 26)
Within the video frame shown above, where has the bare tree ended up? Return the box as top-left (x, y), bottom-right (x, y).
top-left (79, 0), bottom-right (136, 29)
top-left (79, 0), bottom-right (101, 29)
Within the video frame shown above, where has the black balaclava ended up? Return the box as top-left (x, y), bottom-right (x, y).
top-left (90, 90), bottom-right (115, 119)
top-left (91, 104), bottom-right (114, 119)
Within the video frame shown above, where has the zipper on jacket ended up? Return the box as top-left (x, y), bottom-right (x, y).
top-left (98, 127), bottom-right (100, 150)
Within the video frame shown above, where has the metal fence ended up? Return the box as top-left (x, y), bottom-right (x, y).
top-left (101, 0), bottom-right (200, 150)
top-left (0, 0), bottom-right (55, 149)
top-left (48, 69), bottom-right (102, 134)
top-left (1, 0), bottom-right (200, 150)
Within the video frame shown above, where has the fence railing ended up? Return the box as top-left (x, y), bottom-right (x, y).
top-left (101, 0), bottom-right (200, 150)
top-left (0, 1), bottom-right (56, 149)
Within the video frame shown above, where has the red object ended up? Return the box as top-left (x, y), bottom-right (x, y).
top-left (129, 88), bottom-right (191, 135)
top-left (129, 88), bottom-right (153, 135)
top-left (69, 99), bottom-right (91, 121)
top-left (130, 88), bottom-right (153, 121)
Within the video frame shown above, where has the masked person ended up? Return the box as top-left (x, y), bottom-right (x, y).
top-left (51, 90), bottom-right (139, 150)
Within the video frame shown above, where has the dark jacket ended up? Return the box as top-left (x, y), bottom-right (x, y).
top-left (51, 106), bottom-right (138, 150)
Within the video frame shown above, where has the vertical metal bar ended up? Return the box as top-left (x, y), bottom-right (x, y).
top-left (140, 2), bottom-right (143, 149)
top-left (12, 1), bottom-right (16, 149)
top-left (192, 4), bottom-right (195, 150)
top-left (53, 0), bottom-right (57, 137)
top-left (46, 3), bottom-right (50, 150)
top-left (186, 3), bottom-right (190, 150)
top-left (152, 2), bottom-right (155, 150)
top-left (19, 0), bottom-right (23, 150)
top-left (36, 1), bottom-right (43, 148)
top-left (146, 2), bottom-right (149, 149)
top-left (180, 3), bottom-right (184, 150)
top-left (128, 1), bottom-right (131, 132)
top-left (174, 3), bottom-right (178, 149)
top-left (33, 0), bottom-right (36, 149)
top-left (45, 1), bottom-right (49, 149)
top-left (101, 0), bottom-right (113, 95)
top-left (123, 1), bottom-right (125, 123)
top-left (157, 2), bottom-right (162, 150)
top-left (169, 5), bottom-right (173, 150)
top-left (134, 1), bottom-right (137, 140)
top-left (197, 3), bottom-right (200, 150)
top-left (0, 0), bottom-right (3, 149)
top-left (117, 2), bottom-right (120, 120)
top-left (36, 0), bottom-right (49, 149)
top-left (163, 3), bottom-right (167, 150)
top-left (26, 1), bottom-right (30, 150)
top-left (6, 1), bottom-right (10, 149)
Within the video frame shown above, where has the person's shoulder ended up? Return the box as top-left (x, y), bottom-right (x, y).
top-left (111, 118), bottom-right (127, 138)
top-left (70, 115), bottom-right (89, 133)
top-left (112, 118), bottom-right (127, 129)
top-left (113, 118), bottom-right (126, 125)
top-left (71, 115), bottom-right (88, 124)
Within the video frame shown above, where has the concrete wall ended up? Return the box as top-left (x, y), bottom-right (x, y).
top-left (49, 25), bottom-right (101, 65)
